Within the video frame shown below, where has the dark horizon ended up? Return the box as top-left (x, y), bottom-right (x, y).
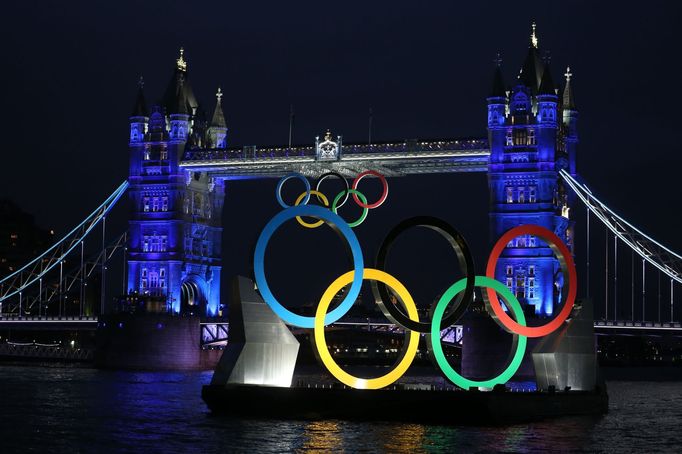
top-left (2, 2), bottom-right (681, 248)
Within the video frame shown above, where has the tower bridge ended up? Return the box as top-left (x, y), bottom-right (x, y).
top-left (121, 29), bottom-right (581, 322)
top-left (2, 27), bottom-right (682, 369)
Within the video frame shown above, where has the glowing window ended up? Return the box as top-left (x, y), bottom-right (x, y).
top-left (513, 129), bottom-right (527, 145)
top-left (506, 187), bottom-right (513, 203)
top-left (516, 277), bottom-right (526, 298)
top-left (528, 277), bottom-right (535, 299)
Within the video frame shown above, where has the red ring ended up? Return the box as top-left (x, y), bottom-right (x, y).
top-left (351, 170), bottom-right (388, 209)
top-left (485, 224), bottom-right (577, 338)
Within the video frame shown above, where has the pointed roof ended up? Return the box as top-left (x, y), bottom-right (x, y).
top-left (162, 48), bottom-right (198, 114)
top-left (538, 62), bottom-right (556, 96)
top-left (131, 76), bottom-right (148, 117)
top-left (517, 23), bottom-right (544, 92)
top-left (563, 66), bottom-right (576, 110)
top-left (210, 87), bottom-right (226, 128)
top-left (490, 54), bottom-right (506, 98)
top-left (518, 46), bottom-right (544, 92)
top-left (171, 75), bottom-right (189, 115)
top-left (194, 105), bottom-right (208, 125)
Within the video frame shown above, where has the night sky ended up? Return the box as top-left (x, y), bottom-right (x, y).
top-left (2, 1), bottom-right (681, 310)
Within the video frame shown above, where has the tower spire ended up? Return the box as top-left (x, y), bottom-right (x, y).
top-left (563, 66), bottom-right (576, 109)
top-left (131, 75), bottom-right (148, 117)
top-left (530, 22), bottom-right (538, 48)
top-left (208, 85), bottom-right (228, 148)
top-left (490, 53), bottom-right (506, 98)
top-left (172, 73), bottom-right (188, 114)
top-left (211, 87), bottom-right (226, 128)
top-left (538, 61), bottom-right (556, 95)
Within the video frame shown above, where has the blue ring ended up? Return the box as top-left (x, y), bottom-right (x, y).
top-left (254, 205), bottom-right (364, 328)
top-left (276, 173), bottom-right (311, 209)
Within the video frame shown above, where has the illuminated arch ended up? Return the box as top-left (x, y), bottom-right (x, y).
top-left (180, 275), bottom-right (208, 316)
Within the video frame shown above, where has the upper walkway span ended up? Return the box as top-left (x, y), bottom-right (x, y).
top-left (179, 138), bottom-right (490, 178)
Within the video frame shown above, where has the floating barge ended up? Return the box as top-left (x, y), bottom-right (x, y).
top-left (202, 383), bottom-right (608, 425)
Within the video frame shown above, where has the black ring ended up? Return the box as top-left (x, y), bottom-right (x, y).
top-left (371, 216), bottom-right (476, 333)
top-left (315, 172), bottom-right (350, 208)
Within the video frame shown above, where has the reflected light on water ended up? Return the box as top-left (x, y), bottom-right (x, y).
top-left (382, 424), bottom-right (427, 453)
top-left (300, 420), bottom-right (343, 451)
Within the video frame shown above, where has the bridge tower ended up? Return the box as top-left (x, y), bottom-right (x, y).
top-left (126, 49), bottom-right (225, 317)
top-left (487, 24), bottom-right (578, 319)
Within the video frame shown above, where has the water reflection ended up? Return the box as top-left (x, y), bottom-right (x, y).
top-left (300, 420), bottom-right (343, 451)
top-left (0, 366), bottom-right (677, 453)
top-left (381, 424), bottom-right (427, 453)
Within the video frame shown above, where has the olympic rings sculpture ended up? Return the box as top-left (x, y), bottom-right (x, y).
top-left (255, 171), bottom-right (577, 390)
top-left (276, 171), bottom-right (387, 228)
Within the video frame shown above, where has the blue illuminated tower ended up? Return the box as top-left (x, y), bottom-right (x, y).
top-left (487, 25), bottom-right (577, 318)
top-left (126, 49), bottom-right (225, 316)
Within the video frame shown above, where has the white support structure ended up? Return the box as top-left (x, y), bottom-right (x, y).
top-left (560, 170), bottom-right (682, 285)
top-left (0, 182), bottom-right (128, 314)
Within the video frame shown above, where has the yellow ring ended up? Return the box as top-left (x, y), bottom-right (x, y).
top-left (314, 268), bottom-right (420, 389)
top-left (294, 190), bottom-right (329, 228)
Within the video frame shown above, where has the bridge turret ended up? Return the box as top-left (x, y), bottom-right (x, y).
top-left (169, 75), bottom-right (191, 144)
top-left (487, 55), bottom-right (508, 166)
top-left (562, 67), bottom-right (578, 175)
top-left (129, 77), bottom-right (148, 145)
top-left (207, 87), bottom-right (227, 149)
top-left (536, 61), bottom-right (558, 163)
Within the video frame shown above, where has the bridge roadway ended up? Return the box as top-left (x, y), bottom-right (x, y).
top-left (179, 138), bottom-right (490, 178)
top-left (2, 317), bottom-right (681, 336)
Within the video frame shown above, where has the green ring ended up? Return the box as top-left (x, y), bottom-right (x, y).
top-left (430, 276), bottom-right (527, 390)
top-left (332, 189), bottom-right (369, 228)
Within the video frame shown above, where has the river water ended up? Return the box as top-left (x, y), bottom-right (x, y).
top-left (0, 365), bottom-right (680, 453)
